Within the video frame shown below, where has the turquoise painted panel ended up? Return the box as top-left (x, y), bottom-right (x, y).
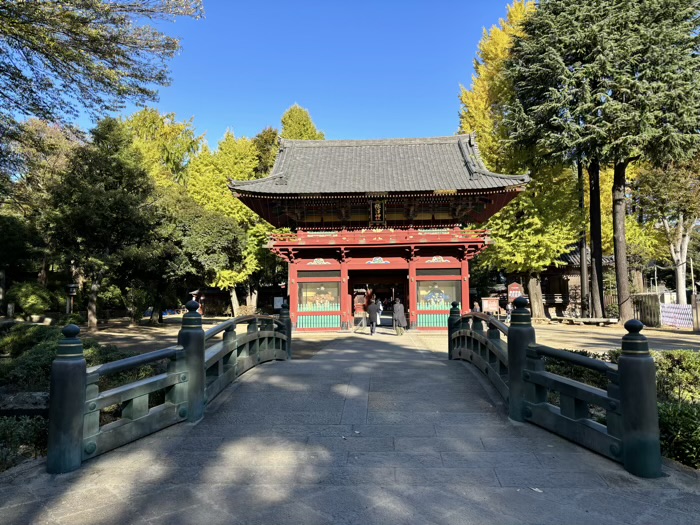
top-left (298, 303), bottom-right (340, 312)
top-left (417, 313), bottom-right (449, 327)
top-left (298, 315), bottom-right (340, 329)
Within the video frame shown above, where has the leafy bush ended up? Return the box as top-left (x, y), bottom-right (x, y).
top-left (0, 416), bottom-right (48, 471)
top-left (658, 402), bottom-right (700, 469)
top-left (543, 348), bottom-right (700, 469)
top-left (543, 349), bottom-right (616, 391)
top-left (654, 351), bottom-right (700, 404)
top-left (6, 282), bottom-right (53, 316)
top-left (605, 303), bottom-right (620, 319)
top-left (0, 326), bottom-right (160, 392)
top-left (0, 329), bottom-right (163, 472)
top-left (1, 340), bottom-right (59, 390)
top-left (0, 324), bottom-right (62, 358)
top-left (98, 284), bottom-right (123, 311)
top-left (119, 282), bottom-right (152, 324)
top-left (0, 320), bottom-right (16, 336)
top-left (60, 312), bottom-right (87, 325)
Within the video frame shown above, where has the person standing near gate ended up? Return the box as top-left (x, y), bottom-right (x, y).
top-left (367, 298), bottom-right (380, 336)
top-left (393, 297), bottom-right (407, 336)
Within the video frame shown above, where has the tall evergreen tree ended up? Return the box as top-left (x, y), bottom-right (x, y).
top-left (0, 1), bottom-right (203, 181)
top-left (0, 1), bottom-right (203, 127)
top-left (460, 1), bottom-right (580, 319)
top-left (507, 0), bottom-right (700, 321)
top-left (45, 118), bottom-right (157, 329)
top-left (252, 127), bottom-right (280, 178)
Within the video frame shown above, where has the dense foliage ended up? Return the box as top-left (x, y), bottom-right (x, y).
top-left (459, 1), bottom-right (582, 318)
top-left (0, 416), bottom-right (47, 472)
top-left (545, 349), bottom-right (700, 469)
top-left (0, 99), bottom-right (328, 322)
top-left (0, 0), bottom-right (203, 123)
top-left (505, 0), bottom-right (700, 316)
top-left (0, 324), bottom-right (164, 472)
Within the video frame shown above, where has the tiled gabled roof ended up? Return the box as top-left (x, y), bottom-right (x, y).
top-left (230, 134), bottom-right (529, 195)
top-left (561, 247), bottom-right (615, 267)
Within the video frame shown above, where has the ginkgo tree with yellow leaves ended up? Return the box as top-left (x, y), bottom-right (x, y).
top-left (459, 0), bottom-right (581, 319)
top-left (186, 131), bottom-right (267, 313)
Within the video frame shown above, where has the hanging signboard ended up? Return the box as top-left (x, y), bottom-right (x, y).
top-left (508, 282), bottom-right (524, 303)
top-left (369, 200), bottom-right (386, 225)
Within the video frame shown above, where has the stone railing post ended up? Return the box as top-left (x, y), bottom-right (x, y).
top-left (448, 301), bottom-right (461, 360)
top-left (178, 300), bottom-right (205, 423)
top-left (619, 320), bottom-right (662, 478)
top-left (487, 319), bottom-right (501, 342)
top-left (279, 302), bottom-right (293, 359)
top-left (507, 297), bottom-right (536, 422)
top-left (47, 325), bottom-right (87, 474)
top-left (460, 314), bottom-right (471, 354)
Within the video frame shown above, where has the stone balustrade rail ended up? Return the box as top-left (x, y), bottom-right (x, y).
top-left (46, 301), bottom-right (292, 474)
top-left (448, 296), bottom-right (662, 479)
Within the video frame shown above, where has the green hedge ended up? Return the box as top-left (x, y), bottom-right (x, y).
top-left (0, 324), bottom-right (62, 358)
top-left (0, 416), bottom-right (48, 472)
top-left (0, 327), bottom-right (164, 472)
top-left (544, 348), bottom-right (700, 470)
top-left (658, 402), bottom-right (700, 469)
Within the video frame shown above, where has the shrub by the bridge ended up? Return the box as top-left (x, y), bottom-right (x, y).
top-left (0, 326), bottom-right (164, 472)
top-left (0, 324), bottom-right (62, 358)
top-left (0, 416), bottom-right (48, 472)
top-left (653, 351), bottom-right (700, 469)
top-left (544, 348), bottom-right (700, 470)
top-left (658, 402), bottom-right (700, 469)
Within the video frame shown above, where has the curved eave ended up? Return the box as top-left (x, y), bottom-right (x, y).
top-left (230, 184), bottom-right (528, 200)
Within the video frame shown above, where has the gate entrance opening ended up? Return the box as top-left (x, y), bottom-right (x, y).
top-left (349, 269), bottom-right (408, 328)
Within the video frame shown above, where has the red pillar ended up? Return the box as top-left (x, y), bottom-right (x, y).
top-left (408, 259), bottom-right (418, 329)
top-left (340, 262), bottom-right (350, 331)
top-left (289, 262), bottom-right (298, 328)
top-left (461, 258), bottom-right (470, 315)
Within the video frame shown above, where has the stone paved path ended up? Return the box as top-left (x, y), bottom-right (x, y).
top-left (1, 332), bottom-right (699, 524)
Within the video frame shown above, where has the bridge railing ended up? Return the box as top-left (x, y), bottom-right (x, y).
top-left (47, 300), bottom-right (292, 474)
top-left (448, 297), bottom-right (662, 478)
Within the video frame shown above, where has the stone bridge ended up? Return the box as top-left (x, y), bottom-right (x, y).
top-left (0, 302), bottom-right (698, 525)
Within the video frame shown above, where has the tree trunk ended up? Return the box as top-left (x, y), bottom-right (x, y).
top-left (527, 274), bottom-right (545, 319)
top-left (87, 280), bottom-right (99, 330)
top-left (150, 297), bottom-right (162, 324)
top-left (0, 269), bottom-right (5, 313)
top-left (38, 255), bottom-right (48, 286)
top-left (662, 216), bottom-right (693, 305)
top-left (675, 265), bottom-right (688, 305)
top-left (631, 269), bottom-right (644, 293)
top-left (588, 159), bottom-right (604, 318)
top-left (230, 288), bottom-right (240, 317)
top-left (613, 162), bottom-right (634, 322)
top-left (676, 221), bottom-right (691, 305)
top-left (71, 264), bottom-right (85, 288)
top-left (578, 160), bottom-right (590, 317)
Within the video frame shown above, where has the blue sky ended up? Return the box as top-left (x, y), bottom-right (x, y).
top-left (110, 1), bottom-right (513, 144)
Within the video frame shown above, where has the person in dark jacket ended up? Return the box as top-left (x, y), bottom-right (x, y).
top-left (367, 298), bottom-right (380, 335)
top-left (393, 297), bottom-right (407, 336)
